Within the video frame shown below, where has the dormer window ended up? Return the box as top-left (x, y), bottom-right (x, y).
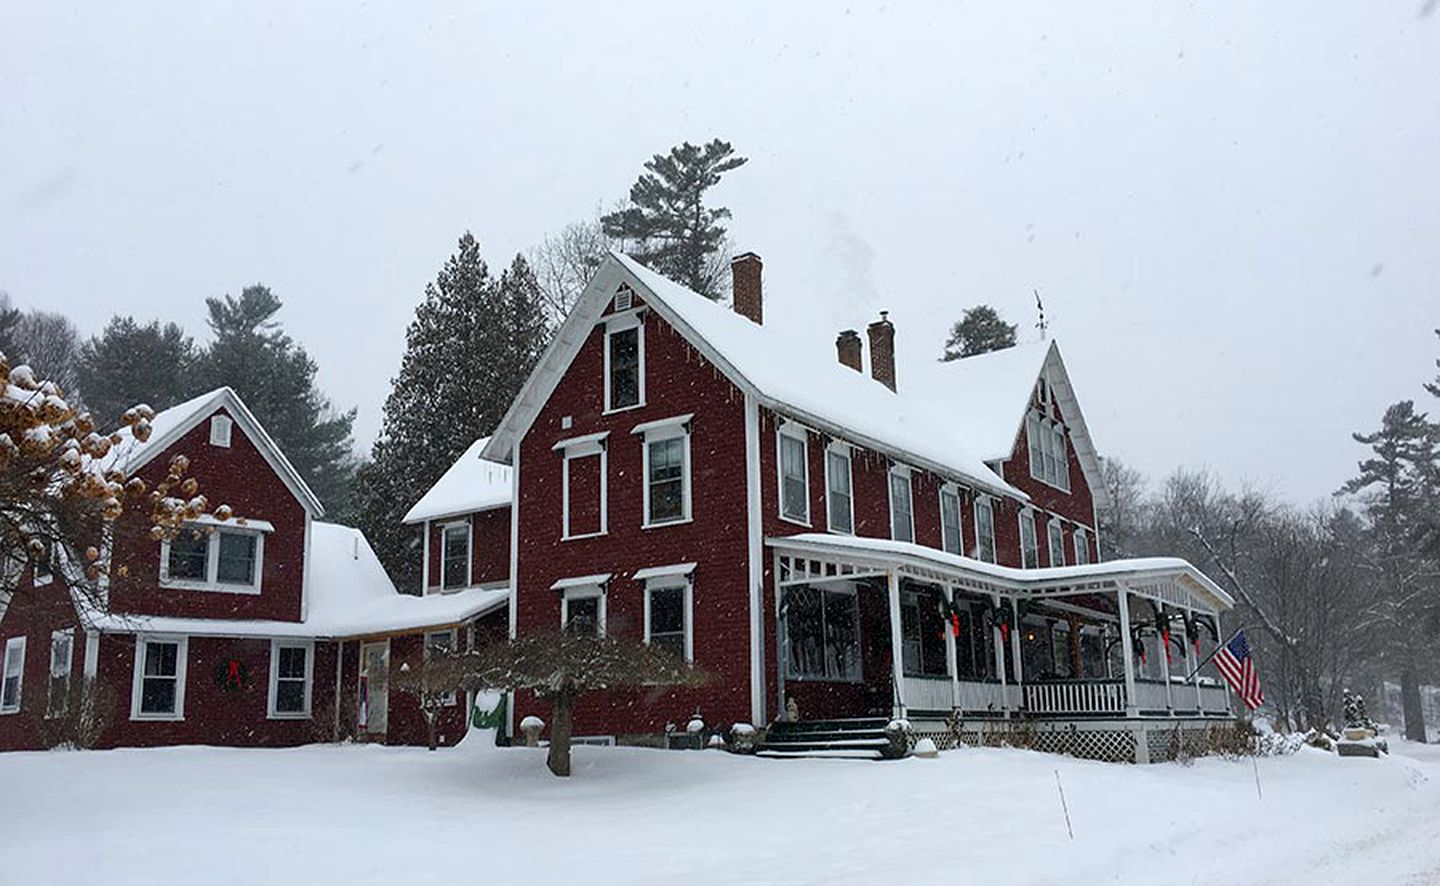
top-left (160, 522), bottom-right (266, 594)
top-left (1026, 412), bottom-right (1070, 492)
top-left (604, 315), bottom-right (644, 413)
top-left (209, 415), bottom-right (233, 448)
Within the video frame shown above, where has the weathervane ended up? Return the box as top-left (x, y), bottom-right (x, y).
top-left (1034, 289), bottom-right (1048, 340)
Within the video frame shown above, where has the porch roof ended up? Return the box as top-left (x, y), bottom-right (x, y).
top-left (767, 533), bottom-right (1233, 613)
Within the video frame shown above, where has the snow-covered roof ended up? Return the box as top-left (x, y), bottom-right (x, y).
top-left (110, 387), bottom-right (325, 518)
top-left (402, 437), bottom-right (512, 525)
top-left (769, 532), bottom-right (1234, 610)
top-left (486, 254), bottom-right (1022, 499)
top-left (77, 522), bottom-right (508, 639)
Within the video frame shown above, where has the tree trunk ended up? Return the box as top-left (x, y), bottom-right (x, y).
top-left (1400, 667), bottom-right (1427, 742)
top-left (426, 712), bottom-right (438, 751)
top-left (546, 692), bottom-right (575, 777)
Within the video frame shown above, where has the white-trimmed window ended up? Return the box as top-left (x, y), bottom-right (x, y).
top-left (644, 575), bottom-right (693, 662)
top-left (785, 585), bottom-right (861, 681)
top-left (268, 640), bottom-right (313, 718)
top-left (440, 521), bottom-right (471, 590)
top-left (209, 414), bottom-right (233, 447)
top-left (778, 424), bottom-right (810, 525)
top-left (160, 524), bottom-right (265, 594)
top-left (1027, 412), bottom-right (1070, 491)
top-left (1019, 510), bottom-right (1039, 569)
top-left (558, 434), bottom-right (608, 539)
top-left (939, 485), bottom-right (963, 555)
top-left (1047, 519), bottom-right (1066, 567)
top-left (825, 445), bottom-right (854, 535)
top-left (636, 416), bottom-right (692, 527)
top-left (425, 630), bottom-right (458, 706)
top-left (889, 467), bottom-right (914, 543)
top-left (1, 636), bottom-right (25, 714)
top-left (604, 314), bottom-right (644, 413)
top-left (131, 635), bottom-right (187, 720)
top-left (1074, 528), bottom-right (1091, 565)
top-left (47, 628), bottom-right (73, 718)
top-left (561, 585), bottom-right (606, 637)
top-left (974, 497), bottom-right (997, 563)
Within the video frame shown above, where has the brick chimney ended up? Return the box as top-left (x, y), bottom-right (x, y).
top-left (867, 312), bottom-right (896, 391)
top-left (731, 252), bottom-right (763, 325)
top-left (836, 329), bottom-right (863, 372)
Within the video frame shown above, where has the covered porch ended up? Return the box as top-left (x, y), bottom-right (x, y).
top-left (769, 535), bottom-right (1235, 735)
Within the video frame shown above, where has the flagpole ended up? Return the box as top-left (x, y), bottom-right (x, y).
top-left (1179, 624), bottom-right (1248, 684)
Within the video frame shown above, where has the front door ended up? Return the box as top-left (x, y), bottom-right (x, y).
top-left (358, 641), bottom-right (389, 737)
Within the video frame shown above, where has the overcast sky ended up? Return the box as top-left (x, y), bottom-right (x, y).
top-left (4, 2), bottom-right (1436, 504)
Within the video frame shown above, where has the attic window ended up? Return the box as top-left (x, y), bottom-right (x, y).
top-left (613, 285), bottom-right (634, 312)
top-left (209, 415), bottom-right (233, 448)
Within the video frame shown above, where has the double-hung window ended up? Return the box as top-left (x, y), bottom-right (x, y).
top-left (1, 636), bottom-right (25, 714)
top-left (557, 433), bottom-right (608, 539)
top-left (441, 521), bottom-right (470, 590)
top-left (1027, 412), bottom-right (1070, 491)
top-left (1074, 528), bottom-right (1091, 565)
top-left (642, 572), bottom-right (693, 661)
top-left (889, 468), bottom-right (914, 543)
top-left (561, 584), bottom-right (606, 637)
top-left (785, 585), bottom-right (861, 681)
top-left (635, 416), bottom-right (692, 527)
top-left (161, 523), bottom-right (265, 594)
top-left (825, 446), bottom-right (854, 534)
top-left (778, 425), bottom-right (809, 525)
top-left (47, 629), bottom-right (73, 718)
top-left (973, 497), bottom-right (997, 563)
top-left (1047, 519), bottom-right (1066, 567)
top-left (1019, 510), bottom-right (1039, 569)
top-left (604, 314), bottom-right (644, 412)
top-left (939, 485), bottom-right (963, 555)
top-left (132, 636), bottom-right (187, 720)
top-left (268, 640), bottom-right (313, 718)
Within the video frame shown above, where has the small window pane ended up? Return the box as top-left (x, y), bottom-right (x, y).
top-left (167, 531), bottom-right (209, 581)
top-left (140, 641), bottom-right (180, 716)
top-left (278, 646), bottom-right (307, 680)
top-left (648, 437), bottom-right (685, 523)
top-left (566, 596), bottom-right (600, 636)
top-left (648, 585), bottom-right (685, 657)
top-left (216, 532), bottom-right (257, 585)
top-left (609, 327), bottom-right (640, 409)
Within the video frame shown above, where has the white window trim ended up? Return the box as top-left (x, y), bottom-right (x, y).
top-left (159, 525), bottom-right (266, 594)
top-left (425, 630), bottom-right (459, 706)
top-left (642, 574), bottom-right (694, 662)
top-left (1, 635), bottom-right (25, 714)
top-left (1074, 528), bottom-right (1091, 565)
top-left (824, 443), bottom-right (855, 535)
top-left (46, 628), bottom-right (74, 719)
top-left (1019, 509), bottom-right (1039, 569)
top-left (209, 414), bottom-right (233, 447)
top-left (1047, 519), bottom-right (1067, 567)
top-left (1027, 410), bottom-right (1071, 493)
top-left (973, 496), bottom-right (997, 563)
top-left (560, 584), bottom-right (607, 637)
top-left (130, 634), bottom-right (188, 722)
top-left (602, 312), bottom-right (645, 414)
top-left (938, 483), bottom-right (963, 555)
top-left (888, 465), bottom-right (915, 543)
top-left (776, 422), bottom-right (811, 527)
top-left (438, 519), bottom-right (473, 591)
top-left (784, 583), bottom-right (864, 683)
top-left (267, 639), bottom-right (314, 719)
top-left (638, 418), bottom-right (693, 529)
top-left (560, 438), bottom-right (609, 540)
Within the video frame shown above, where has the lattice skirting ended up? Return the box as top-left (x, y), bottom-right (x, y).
top-left (909, 718), bottom-right (1229, 764)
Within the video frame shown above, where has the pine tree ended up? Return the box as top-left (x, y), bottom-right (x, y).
top-left (940, 306), bottom-right (1018, 361)
top-left (353, 234), bottom-right (550, 590)
top-left (188, 286), bottom-right (358, 515)
top-left (601, 140), bottom-right (747, 300)
top-left (74, 317), bottom-right (195, 426)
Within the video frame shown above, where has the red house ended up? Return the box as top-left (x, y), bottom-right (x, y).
top-left (483, 252), bottom-right (1236, 762)
top-left (0, 387), bottom-right (506, 751)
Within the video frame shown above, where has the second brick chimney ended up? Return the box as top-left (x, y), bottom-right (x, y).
top-left (836, 329), bottom-right (863, 372)
top-left (867, 312), bottom-right (896, 391)
top-left (731, 252), bottom-right (763, 325)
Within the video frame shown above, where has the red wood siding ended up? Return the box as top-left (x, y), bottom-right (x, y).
top-left (0, 568), bottom-right (87, 751)
top-left (1003, 417), bottom-right (1098, 535)
top-left (424, 508), bottom-right (511, 592)
top-left (566, 453), bottom-right (603, 536)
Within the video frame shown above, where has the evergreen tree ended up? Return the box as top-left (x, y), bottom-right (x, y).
top-left (74, 317), bottom-right (195, 425)
top-left (601, 140), bottom-right (747, 300)
top-left (354, 234), bottom-right (550, 590)
top-left (941, 306), bottom-right (1018, 361)
top-left (188, 286), bottom-right (358, 515)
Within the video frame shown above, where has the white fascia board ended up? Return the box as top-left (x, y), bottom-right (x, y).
top-left (631, 562), bottom-right (697, 582)
top-left (631, 414), bottom-right (694, 436)
top-left (549, 573), bottom-right (612, 591)
top-left (551, 431), bottom-right (610, 452)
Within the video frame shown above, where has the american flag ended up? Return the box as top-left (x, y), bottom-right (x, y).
top-left (1213, 630), bottom-right (1264, 710)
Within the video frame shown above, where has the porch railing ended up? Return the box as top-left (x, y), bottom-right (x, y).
top-left (899, 676), bottom-right (1232, 718)
top-left (1131, 680), bottom-right (1172, 712)
top-left (902, 675), bottom-right (954, 711)
top-left (1025, 680), bottom-right (1126, 715)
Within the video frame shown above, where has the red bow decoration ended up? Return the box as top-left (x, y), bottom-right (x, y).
top-left (225, 660), bottom-right (242, 689)
top-left (951, 614), bottom-right (961, 638)
top-left (1162, 629), bottom-right (1174, 665)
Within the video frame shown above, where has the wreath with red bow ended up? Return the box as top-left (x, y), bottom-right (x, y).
top-left (213, 659), bottom-right (251, 691)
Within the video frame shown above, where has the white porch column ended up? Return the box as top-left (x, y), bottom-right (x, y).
top-left (1117, 585), bottom-right (1139, 718)
top-left (887, 570), bottom-right (906, 719)
top-left (1186, 607), bottom-right (1202, 712)
top-left (943, 587), bottom-right (960, 711)
top-left (992, 594), bottom-right (1009, 718)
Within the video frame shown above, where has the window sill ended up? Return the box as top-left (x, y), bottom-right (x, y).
top-left (784, 674), bottom-right (864, 685)
top-left (159, 579), bottom-right (262, 595)
top-left (562, 531), bottom-right (608, 542)
top-left (642, 517), bottom-right (692, 530)
top-left (824, 525), bottom-right (854, 536)
top-left (267, 711), bottom-right (312, 721)
top-left (602, 402), bottom-right (645, 416)
top-left (0, 707), bottom-right (19, 716)
top-left (131, 713), bottom-right (184, 722)
top-left (779, 514), bottom-right (812, 529)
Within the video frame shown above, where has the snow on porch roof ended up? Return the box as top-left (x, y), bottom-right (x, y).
top-left (769, 532), bottom-right (1234, 610)
top-left (403, 437), bottom-right (512, 524)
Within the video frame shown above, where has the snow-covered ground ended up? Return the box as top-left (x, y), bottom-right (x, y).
top-left (5, 735), bottom-right (1439, 885)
